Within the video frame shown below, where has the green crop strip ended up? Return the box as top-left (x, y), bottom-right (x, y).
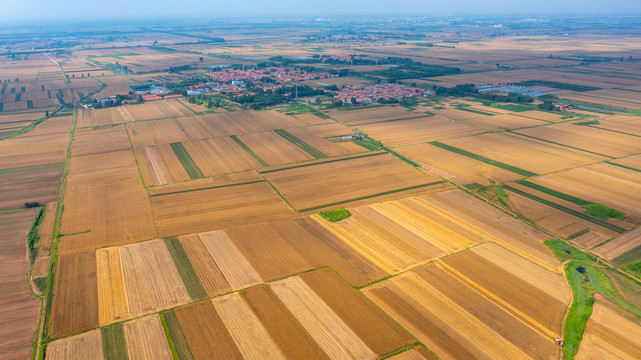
top-left (150, 180), bottom-right (266, 197)
top-left (613, 244), bottom-right (641, 266)
top-left (274, 129), bottom-right (327, 159)
top-left (260, 152), bottom-right (386, 174)
top-left (101, 323), bottom-right (129, 360)
top-left (504, 185), bottom-right (626, 233)
top-left (511, 132), bottom-right (612, 158)
top-left (169, 142), bottom-right (204, 180)
top-left (162, 310), bottom-right (195, 360)
top-left (515, 180), bottom-right (591, 206)
top-left (229, 135), bottom-right (269, 167)
top-left (605, 161), bottom-right (641, 173)
top-left (430, 142), bottom-right (537, 177)
top-left (454, 106), bottom-right (496, 116)
top-left (163, 237), bottom-right (208, 301)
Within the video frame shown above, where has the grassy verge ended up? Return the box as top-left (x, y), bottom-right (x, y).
top-left (319, 208), bottom-right (351, 222)
top-left (455, 106), bottom-right (495, 116)
top-left (27, 204), bottom-right (46, 264)
top-left (382, 147), bottom-right (421, 167)
top-left (476, 184), bottom-right (510, 209)
top-left (274, 129), bottom-right (327, 159)
top-left (352, 136), bottom-right (382, 151)
top-left (169, 142), bottom-right (204, 180)
top-left (491, 103), bottom-right (533, 112)
top-left (504, 185), bottom-right (626, 233)
top-left (430, 142), bottom-right (537, 177)
top-left (101, 323), bottom-right (129, 360)
top-left (150, 180), bottom-right (265, 198)
top-left (229, 135), bottom-right (269, 167)
top-left (163, 237), bottom-right (208, 301)
top-left (162, 310), bottom-right (194, 360)
top-left (583, 203), bottom-right (626, 220)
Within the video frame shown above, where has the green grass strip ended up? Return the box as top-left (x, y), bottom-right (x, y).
top-left (455, 106), bottom-right (495, 116)
top-left (430, 142), bottom-right (537, 177)
top-left (101, 323), bottom-right (129, 360)
top-left (162, 310), bottom-right (195, 360)
top-left (21, 86), bottom-right (25, 93)
top-left (492, 103), bottom-right (533, 112)
top-left (299, 181), bottom-right (446, 212)
top-left (515, 180), bottom-right (592, 206)
top-left (229, 135), bottom-right (269, 167)
top-left (613, 244), bottom-right (641, 266)
top-left (150, 180), bottom-right (265, 197)
top-left (163, 237), bottom-right (208, 301)
top-left (27, 100), bottom-right (33, 109)
top-left (504, 185), bottom-right (626, 233)
top-left (383, 147), bottom-right (421, 167)
top-left (15, 92), bottom-right (21, 101)
top-left (159, 312), bottom-right (179, 360)
top-left (274, 129), bottom-right (327, 159)
top-left (175, 99), bottom-right (197, 114)
top-left (259, 152), bottom-right (386, 174)
top-left (352, 138), bottom-right (381, 151)
top-left (169, 142), bottom-right (204, 180)
top-left (606, 161), bottom-right (641, 173)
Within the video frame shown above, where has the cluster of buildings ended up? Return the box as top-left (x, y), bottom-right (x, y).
top-left (206, 67), bottom-right (336, 89)
top-left (333, 83), bottom-right (433, 103)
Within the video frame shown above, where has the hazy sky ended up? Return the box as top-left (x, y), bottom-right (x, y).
top-left (2, 0), bottom-right (641, 21)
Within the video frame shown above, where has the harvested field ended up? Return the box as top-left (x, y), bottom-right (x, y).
top-left (235, 131), bottom-right (315, 165)
top-left (70, 125), bottom-right (131, 157)
top-left (327, 106), bottom-right (412, 123)
top-left (26, 115), bottom-right (72, 136)
top-left (121, 99), bottom-right (193, 121)
top-left (135, 144), bottom-right (190, 185)
top-left (282, 127), bottom-right (355, 157)
top-left (174, 301), bottom-right (243, 360)
top-left (611, 153), bottom-right (641, 172)
top-left (181, 138), bottom-right (262, 177)
top-left (461, 113), bottom-right (544, 131)
top-left (364, 245), bottom-right (568, 360)
top-left (300, 269), bottom-right (415, 356)
top-left (515, 122), bottom-right (641, 158)
top-left (77, 107), bottom-right (131, 128)
top-left (0, 163), bottom-right (63, 209)
top-left (118, 240), bottom-right (191, 320)
top-left (212, 293), bottom-right (286, 359)
top-left (50, 251), bottom-right (99, 339)
top-left (356, 116), bottom-right (481, 147)
top-left (225, 222), bottom-right (315, 281)
top-left (571, 231), bottom-right (611, 250)
top-left (386, 347), bottom-right (438, 360)
top-left (96, 247), bottom-right (129, 326)
top-left (45, 329), bottom-right (104, 360)
top-left (440, 132), bottom-right (605, 174)
top-left (151, 181), bottom-right (295, 237)
top-left (576, 300), bottom-right (641, 360)
top-left (303, 123), bottom-right (355, 138)
top-left (146, 171), bottom-right (262, 196)
top-left (179, 234), bottom-right (232, 296)
top-left (0, 209), bottom-right (41, 360)
top-left (243, 285), bottom-right (330, 359)
top-left (264, 153), bottom-right (440, 211)
top-left (123, 314), bottom-right (173, 360)
top-left (68, 150), bottom-right (137, 176)
top-left (0, 132), bottom-right (69, 169)
top-left (397, 143), bottom-right (522, 185)
top-left (593, 227), bottom-right (641, 261)
top-left (197, 231), bottom-right (262, 289)
top-left (270, 276), bottom-right (377, 360)
top-left (58, 166), bottom-right (155, 254)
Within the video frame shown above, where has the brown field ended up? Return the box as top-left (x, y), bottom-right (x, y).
top-left (270, 276), bottom-right (377, 359)
top-left (0, 209), bottom-right (41, 360)
top-left (302, 123), bottom-right (355, 138)
top-left (126, 117), bottom-right (214, 147)
top-left (181, 138), bottom-right (263, 176)
top-left (136, 144), bottom-right (190, 185)
top-left (386, 347), bottom-right (438, 360)
top-left (0, 132), bottom-right (69, 169)
top-left (26, 116), bottom-right (72, 137)
top-left (236, 131), bottom-right (315, 165)
top-left (300, 269), bottom-right (416, 356)
top-left (515, 122), bottom-right (641, 158)
top-left (225, 223), bottom-right (315, 281)
top-left (58, 166), bottom-right (155, 254)
top-left (175, 300), bottom-right (244, 360)
top-left (289, 112), bottom-right (334, 125)
top-left (45, 329), bottom-right (104, 360)
top-left (68, 149), bottom-right (137, 176)
top-left (356, 116), bottom-right (481, 147)
top-left (77, 107), bottom-right (131, 128)
top-left (151, 181), bottom-right (295, 237)
top-left (327, 106), bottom-right (412, 123)
top-left (364, 243), bottom-right (568, 360)
top-left (123, 314), bottom-right (173, 360)
top-left (576, 300), bottom-right (641, 360)
top-left (212, 293), bottom-right (286, 359)
top-left (527, 163), bottom-right (641, 221)
top-left (0, 163), bottom-right (63, 209)
top-left (461, 113), bottom-right (544, 131)
top-left (592, 227), bottom-right (641, 261)
top-left (121, 99), bottom-right (194, 121)
top-left (50, 251), bottom-right (98, 339)
top-left (146, 170), bottom-right (262, 196)
top-left (441, 132), bottom-right (605, 174)
top-left (571, 231), bottom-right (611, 250)
top-left (397, 143), bottom-right (522, 185)
top-left (264, 153), bottom-right (440, 211)
top-left (179, 234), bottom-right (232, 296)
top-left (37, 201), bottom-right (57, 257)
top-left (283, 127), bottom-right (356, 156)
top-left (70, 125), bottom-right (131, 157)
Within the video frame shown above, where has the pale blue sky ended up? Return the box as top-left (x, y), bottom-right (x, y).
top-left (2, 0), bottom-right (640, 21)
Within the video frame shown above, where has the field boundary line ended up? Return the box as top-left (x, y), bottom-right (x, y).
top-left (259, 151), bottom-right (386, 174)
top-left (273, 128), bottom-right (327, 159)
top-left (509, 131), bottom-right (613, 158)
top-left (149, 180), bottom-right (266, 197)
top-left (229, 135), bottom-right (269, 167)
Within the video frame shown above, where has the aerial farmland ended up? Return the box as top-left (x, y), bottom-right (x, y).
top-left (2, 12), bottom-right (641, 360)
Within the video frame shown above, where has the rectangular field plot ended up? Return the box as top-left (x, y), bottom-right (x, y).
top-left (173, 269), bottom-right (413, 360)
top-left (96, 240), bottom-right (191, 326)
top-left (0, 163), bottom-right (63, 209)
top-left (438, 132), bottom-right (605, 175)
top-left (514, 122), bottom-right (641, 158)
top-left (356, 116), bottom-right (481, 147)
top-left (151, 181), bottom-right (295, 237)
top-left (58, 166), bottom-right (155, 254)
top-left (45, 329), bottom-right (104, 360)
top-left (593, 227), bottom-right (641, 261)
top-left (234, 131), bottom-right (315, 166)
top-left (77, 107), bottom-right (131, 128)
top-left (71, 125), bottom-right (131, 157)
top-left (181, 138), bottom-right (263, 177)
top-left (135, 145), bottom-right (191, 185)
top-left (123, 314), bottom-right (173, 360)
top-left (263, 153), bottom-right (441, 211)
top-left (121, 99), bottom-right (194, 121)
top-left (364, 243), bottom-right (571, 360)
top-left (397, 143), bottom-right (523, 186)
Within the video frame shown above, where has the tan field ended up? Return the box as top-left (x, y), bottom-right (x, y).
top-left (283, 126), bottom-right (356, 156)
top-left (70, 125), bottom-right (131, 157)
top-left (123, 314), bottom-right (173, 360)
top-left (45, 329), bottom-right (104, 360)
top-left (181, 138), bottom-right (263, 177)
top-left (264, 153), bottom-right (440, 211)
top-left (592, 227), bottom-right (641, 261)
top-left (77, 107), bottom-right (131, 128)
top-left (235, 131), bottom-right (315, 165)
